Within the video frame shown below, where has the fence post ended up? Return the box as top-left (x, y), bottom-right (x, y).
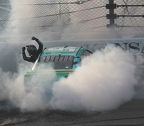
top-left (106, 0), bottom-right (117, 27)
top-left (109, 0), bottom-right (114, 25)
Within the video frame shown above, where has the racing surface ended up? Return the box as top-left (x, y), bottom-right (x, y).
top-left (0, 100), bottom-right (144, 126)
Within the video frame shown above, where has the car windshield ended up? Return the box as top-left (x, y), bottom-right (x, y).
top-left (39, 56), bottom-right (74, 69)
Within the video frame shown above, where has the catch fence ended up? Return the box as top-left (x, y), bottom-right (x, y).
top-left (0, 0), bottom-right (144, 39)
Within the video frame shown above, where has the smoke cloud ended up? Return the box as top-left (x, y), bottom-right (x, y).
top-left (50, 45), bottom-right (137, 111)
top-left (0, 0), bottom-right (144, 112)
top-left (0, 45), bottom-right (140, 112)
top-left (0, 63), bottom-right (57, 111)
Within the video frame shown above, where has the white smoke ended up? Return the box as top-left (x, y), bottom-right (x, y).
top-left (50, 45), bottom-right (137, 111)
top-left (4, 0), bottom-right (68, 42)
top-left (0, 63), bottom-right (56, 111)
top-left (1, 0), bottom-right (144, 112)
top-left (1, 44), bottom-right (144, 112)
top-left (20, 64), bottom-right (56, 111)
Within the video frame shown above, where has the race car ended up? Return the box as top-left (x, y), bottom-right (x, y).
top-left (23, 37), bottom-right (92, 92)
top-left (24, 46), bottom-right (93, 78)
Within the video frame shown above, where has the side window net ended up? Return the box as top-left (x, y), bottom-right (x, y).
top-left (59, 56), bottom-right (64, 61)
top-left (45, 56), bottom-right (50, 62)
top-left (55, 56), bottom-right (60, 61)
top-left (39, 56), bottom-right (74, 69)
top-left (50, 56), bottom-right (55, 62)
top-left (64, 56), bottom-right (69, 61)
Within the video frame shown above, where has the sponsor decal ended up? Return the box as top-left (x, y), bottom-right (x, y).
top-left (68, 39), bottom-right (144, 55)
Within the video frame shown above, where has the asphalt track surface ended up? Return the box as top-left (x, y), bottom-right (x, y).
top-left (0, 100), bottom-right (144, 126)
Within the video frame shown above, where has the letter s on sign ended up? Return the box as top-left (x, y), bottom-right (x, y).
top-left (129, 42), bottom-right (140, 54)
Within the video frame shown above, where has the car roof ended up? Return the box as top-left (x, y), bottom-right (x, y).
top-left (41, 46), bottom-right (89, 57)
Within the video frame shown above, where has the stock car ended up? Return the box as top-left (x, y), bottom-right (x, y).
top-left (24, 46), bottom-right (93, 78)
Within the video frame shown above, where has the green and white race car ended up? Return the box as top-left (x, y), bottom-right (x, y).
top-left (24, 46), bottom-right (92, 78)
